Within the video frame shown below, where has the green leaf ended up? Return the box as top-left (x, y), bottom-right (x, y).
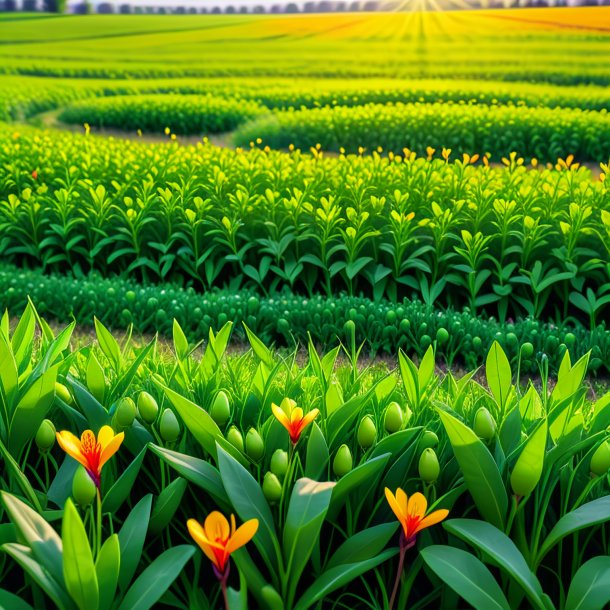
top-left (150, 477), bottom-right (187, 534)
top-left (294, 548), bottom-right (397, 610)
top-left (486, 341), bottom-right (512, 410)
top-left (509, 418), bottom-right (547, 497)
top-left (62, 499), bottom-right (99, 610)
top-left (103, 446), bottom-right (147, 513)
top-left (565, 556), bottom-right (610, 610)
top-left (537, 496), bottom-right (610, 564)
top-left (94, 318), bottom-right (121, 372)
top-left (117, 545), bottom-right (194, 610)
top-left (283, 478), bottom-right (335, 606)
top-left (438, 409), bottom-right (508, 529)
top-left (305, 422), bottom-right (329, 480)
top-left (85, 353), bottom-right (106, 406)
top-left (217, 445), bottom-right (279, 572)
top-left (421, 545), bottom-right (510, 610)
top-left (0, 588), bottom-right (36, 610)
top-left (172, 319), bottom-right (189, 361)
top-left (445, 519), bottom-right (546, 610)
top-left (0, 332), bottom-right (19, 410)
top-left (0, 440), bottom-right (43, 512)
top-left (149, 445), bottom-right (228, 506)
top-left (118, 494), bottom-right (152, 593)
top-left (243, 323), bottom-right (275, 368)
top-left (95, 534), bottom-right (120, 610)
top-left (326, 522), bottom-right (398, 569)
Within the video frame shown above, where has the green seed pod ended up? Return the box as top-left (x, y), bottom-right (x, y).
top-left (270, 449), bottom-right (289, 478)
top-left (72, 466), bottom-right (97, 507)
top-left (35, 419), bottom-right (56, 452)
top-left (210, 391), bottom-right (231, 426)
top-left (590, 440), bottom-right (610, 476)
top-left (420, 430), bottom-right (439, 449)
top-left (474, 407), bottom-right (496, 442)
top-left (245, 428), bottom-right (264, 462)
top-left (137, 391), bottom-right (159, 424)
top-left (159, 409), bottom-right (181, 443)
top-left (472, 336), bottom-right (482, 350)
top-left (564, 332), bottom-right (576, 347)
top-left (115, 397), bottom-right (136, 428)
top-left (226, 426), bottom-right (244, 454)
top-left (262, 472), bottom-right (282, 504)
top-left (55, 382), bottom-right (73, 405)
top-left (357, 415), bottom-right (377, 449)
top-left (384, 402), bottom-right (403, 433)
top-left (418, 448), bottom-right (440, 483)
top-left (333, 444), bottom-right (353, 478)
top-left (436, 327), bottom-right (449, 345)
top-left (520, 342), bottom-right (534, 359)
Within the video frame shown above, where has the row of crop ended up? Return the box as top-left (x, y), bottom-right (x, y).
top-left (1, 126), bottom-right (609, 323)
top-left (2, 264), bottom-right (609, 372)
top-left (58, 94), bottom-right (268, 135)
top-left (4, 76), bottom-right (610, 124)
top-left (234, 101), bottom-right (610, 161)
top-left (1, 302), bottom-right (610, 609)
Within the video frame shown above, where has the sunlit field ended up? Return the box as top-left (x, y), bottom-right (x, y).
top-left (1, 6), bottom-right (610, 610)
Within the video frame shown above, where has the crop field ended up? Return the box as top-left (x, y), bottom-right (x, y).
top-left (0, 6), bottom-right (610, 610)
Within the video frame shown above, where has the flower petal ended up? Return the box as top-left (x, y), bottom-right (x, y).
top-left (300, 408), bottom-right (319, 427)
top-left (395, 487), bottom-right (408, 515)
top-left (385, 487), bottom-right (405, 524)
top-left (272, 403), bottom-right (290, 430)
top-left (413, 509), bottom-right (449, 536)
top-left (99, 432), bottom-right (124, 468)
top-left (56, 431), bottom-right (89, 469)
top-left (204, 511), bottom-right (230, 543)
top-left (291, 407), bottom-right (304, 424)
top-left (407, 492), bottom-right (427, 519)
top-left (97, 425), bottom-right (115, 449)
top-left (187, 519), bottom-right (221, 569)
top-left (226, 519), bottom-right (259, 554)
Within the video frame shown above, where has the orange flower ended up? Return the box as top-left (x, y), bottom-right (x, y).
top-left (272, 398), bottom-right (319, 444)
top-left (187, 511), bottom-right (258, 579)
top-left (385, 488), bottom-right (448, 548)
top-left (31, 170), bottom-right (38, 179)
top-left (56, 425), bottom-right (124, 487)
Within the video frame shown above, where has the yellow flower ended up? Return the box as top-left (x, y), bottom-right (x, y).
top-left (426, 146), bottom-right (435, 160)
top-left (272, 398), bottom-right (319, 445)
top-left (441, 147), bottom-right (451, 162)
top-left (56, 426), bottom-right (124, 488)
top-left (385, 488), bottom-right (448, 547)
top-left (187, 511), bottom-right (258, 579)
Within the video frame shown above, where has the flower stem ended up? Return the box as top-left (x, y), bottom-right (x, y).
top-left (96, 488), bottom-right (102, 558)
top-left (389, 541), bottom-right (407, 610)
top-left (221, 578), bottom-right (229, 610)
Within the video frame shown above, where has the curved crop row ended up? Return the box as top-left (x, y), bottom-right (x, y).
top-left (234, 101), bottom-right (610, 161)
top-left (59, 94), bottom-right (267, 135)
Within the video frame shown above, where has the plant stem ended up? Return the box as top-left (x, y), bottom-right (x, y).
top-left (221, 578), bottom-right (229, 610)
top-left (389, 541), bottom-right (407, 610)
top-left (96, 488), bottom-right (102, 558)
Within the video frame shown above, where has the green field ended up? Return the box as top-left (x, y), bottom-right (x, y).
top-left (1, 8), bottom-right (610, 610)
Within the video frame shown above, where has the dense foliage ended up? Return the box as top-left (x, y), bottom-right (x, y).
top-left (1, 303), bottom-right (610, 609)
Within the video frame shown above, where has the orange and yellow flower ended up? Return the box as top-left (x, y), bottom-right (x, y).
top-left (272, 398), bottom-right (319, 445)
top-left (385, 487), bottom-right (448, 547)
top-left (187, 511), bottom-right (258, 578)
top-left (56, 425), bottom-right (124, 487)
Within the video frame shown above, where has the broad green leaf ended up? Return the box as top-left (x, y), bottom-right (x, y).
top-left (445, 519), bottom-right (546, 610)
top-left (565, 556), bottom-right (610, 610)
top-left (117, 545), bottom-right (194, 610)
top-left (0, 588), bottom-right (36, 610)
top-left (438, 410), bottom-right (507, 529)
top-left (243, 323), bottom-right (275, 368)
top-left (0, 440), bottom-right (43, 512)
top-left (537, 496), bottom-right (610, 564)
top-left (217, 445), bottom-right (279, 572)
top-left (510, 418), bottom-right (547, 497)
top-left (150, 477), bottom-right (187, 534)
top-left (172, 319), bottom-right (189, 360)
top-left (486, 341), bottom-right (512, 411)
top-left (283, 479), bottom-right (335, 606)
top-left (118, 494), bottom-right (152, 593)
top-left (86, 353), bottom-right (106, 406)
top-left (94, 318), bottom-right (121, 372)
top-left (103, 446), bottom-right (147, 513)
top-left (421, 545), bottom-right (510, 610)
top-left (62, 499), bottom-right (99, 610)
top-left (149, 445), bottom-right (228, 505)
top-left (326, 522), bottom-right (398, 569)
top-left (305, 422), bottom-right (329, 480)
top-left (0, 332), bottom-right (18, 410)
top-left (95, 534), bottom-right (120, 610)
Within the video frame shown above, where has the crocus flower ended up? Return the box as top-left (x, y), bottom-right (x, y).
top-left (31, 170), bottom-right (38, 179)
top-left (56, 425), bottom-right (124, 488)
top-left (187, 511), bottom-right (258, 580)
top-left (385, 487), bottom-right (448, 549)
top-left (272, 398), bottom-right (319, 445)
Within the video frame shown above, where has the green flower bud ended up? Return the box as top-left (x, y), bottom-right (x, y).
top-left (226, 426), bottom-right (244, 454)
top-left (357, 415), bottom-right (377, 449)
top-left (159, 409), bottom-right (181, 442)
top-left (474, 407), bottom-right (496, 442)
top-left (590, 440), bottom-right (610, 476)
top-left (115, 397), bottom-right (136, 428)
top-left (418, 448), bottom-right (440, 483)
top-left (384, 402), bottom-right (403, 433)
top-left (246, 428), bottom-right (265, 462)
top-left (521, 342), bottom-right (534, 359)
top-left (35, 419), bottom-right (56, 452)
top-left (436, 327), bottom-right (449, 345)
top-left (333, 444), bottom-right (353, 478)
top-left (72, 466), bottom-right (97, 507)
top-left (137, 391), bottom-right (159, 424)
top-left (55, 382), bottom-right (73, 405)
top-left (263, 472), bottom-right (282, 504)
top-left (210, 391), bottom-right (231, 426)
top-left (419, 430), bottom-right (439, 449)
top-left (270, 449), bottom-right (289, 477)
